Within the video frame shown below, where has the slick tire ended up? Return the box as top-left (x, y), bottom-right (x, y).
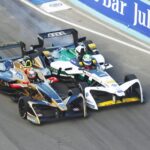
top-left (18, 96), bottom-right (31, 119)
top-left (124, 74), bottom-right (138, 90)
top-left (124, 74), bottom-right (137, 82)
top-left (78, 82), bottom-right (88, 94)
top-left (124, 74), bottom-right (143, 103)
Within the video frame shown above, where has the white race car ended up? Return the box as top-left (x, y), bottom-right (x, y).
top-left (32, 29), bottom-right (144, 110)
top-left (50, 53), bottom-right (144, 110)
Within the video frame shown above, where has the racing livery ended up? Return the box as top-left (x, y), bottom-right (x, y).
top-left (0, 42), bottom-right (87, 124)
top-left (30, 29), bottom-right (144, 110)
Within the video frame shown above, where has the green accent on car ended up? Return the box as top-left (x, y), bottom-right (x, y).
top-left (57, 48), bottom-right (76, 61)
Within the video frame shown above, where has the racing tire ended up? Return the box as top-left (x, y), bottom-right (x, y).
top-left (124, 74), bottom-right (137, 82)
top-left (69, 96), bottom-right (87, 118)
top-left (18, 96), bottom-right (31, 119)
top-left (78, 82), bottom-right (88, 94)
top-left (124, 74), bottom-right (143, 103)
top-left (124, 74), bottom-right (139, 92)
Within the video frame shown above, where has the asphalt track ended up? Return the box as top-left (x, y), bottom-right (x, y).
top-left (0, 1), bottom-right (150, 150)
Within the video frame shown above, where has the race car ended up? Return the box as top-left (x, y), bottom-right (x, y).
top-left (29, 29), bottom-right (144, 110)
top-left (28, 28), bottom-right (112, 72)
top-left (50, 56), bottom-right (144, 110)
top-left (0, 42), bottom-right (87, 124)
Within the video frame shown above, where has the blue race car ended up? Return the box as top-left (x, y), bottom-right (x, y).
top-left (0, 42), bottom-right (87, 124)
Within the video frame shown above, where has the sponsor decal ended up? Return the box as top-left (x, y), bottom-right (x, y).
top-left (47, 31), bottom-right (66, 37)
top-left (16, 71), bottom-right (23, 80)
top-left (73, 107), bottom-right (80, 111)
top-left (40, 0), bottom-right (71, 13)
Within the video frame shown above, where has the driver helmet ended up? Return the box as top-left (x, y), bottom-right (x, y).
top-left (82, 54), bottom-right (92, 66)
top-left (23, 56), bottom-right (32, 67)
top-left (75, 45), bottom-right (86, 56)
top-left (4, 60), bottom-right (13, 70)
top-left (27, 69), bottom-right (36, 80)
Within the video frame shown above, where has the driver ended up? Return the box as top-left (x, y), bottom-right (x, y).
top-left (79, 54), bottom-right (97, 70)
top-left (26, 69), bottom-right (42, 83)
top-left (21, 56), bottom-right (42, 83)
top-left (75, 45), bottom-right (86, 61)
top-left (22, 56), bottom-right (33, 68)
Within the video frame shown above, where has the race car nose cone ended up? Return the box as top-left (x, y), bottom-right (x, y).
top-left (116, 90), bottom-right (125, 97)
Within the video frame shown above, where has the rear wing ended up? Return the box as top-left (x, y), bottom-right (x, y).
top-left (0, 42), bottom-right (26, 61)
top-left (29, 28), bottom-right (86, 53)
top-left (38, 28), bottom-right (78, 47)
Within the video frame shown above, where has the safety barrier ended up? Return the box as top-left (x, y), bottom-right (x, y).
top-left (71, 0), bottom-right (150, 42)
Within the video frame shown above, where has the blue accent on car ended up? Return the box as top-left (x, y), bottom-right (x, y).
top-left (89, 69), bottom-right (108, 77)
top-left (70, 58), bottom-right (79, 66)
top-left (0, 71), bottom-right (13, 82)
top-left (36, 82), bottom-right (63, 103)
top-left (67, 95), bottom-right (80, 104)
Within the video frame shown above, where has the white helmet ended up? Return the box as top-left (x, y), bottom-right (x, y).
top-left (82, 54), bottom-right (92, 66)
top-left (27, 69), bottom-right (36, 79)
top-left (75, 45), bottom-right (86, 56)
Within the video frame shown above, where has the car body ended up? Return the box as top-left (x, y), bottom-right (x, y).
top-left (0, 42), bottom-right (87, 124)
top-left (30, 29), bottom-right (144, 110)
top-left (51, 59), bottom-right (144, 110)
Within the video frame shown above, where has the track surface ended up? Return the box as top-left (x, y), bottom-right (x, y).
top-left (0, 1), bottom-right (150, 150)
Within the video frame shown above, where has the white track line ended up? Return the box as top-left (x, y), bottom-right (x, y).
top-left (20, 0), bottom-right (150, 55)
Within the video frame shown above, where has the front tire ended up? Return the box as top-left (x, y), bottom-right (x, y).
top-left (124, 74), bottom-right (137, 82)
top-left (18, 96), bottom-right (31, 119)
top-left (78, 82), bottom-right (88, 94)
top-left (124, 74), bottom-right (143, 103)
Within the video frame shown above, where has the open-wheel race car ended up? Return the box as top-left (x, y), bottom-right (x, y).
top-left (29, 28), bottom-right (144, 110)
top-left (0, 42), bottom-right (87, 124)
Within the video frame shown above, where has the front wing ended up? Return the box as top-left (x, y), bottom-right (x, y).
top-left (25, 94), bottom-right (86, 124)
top-left (85, 79), bottom-right (143, 110)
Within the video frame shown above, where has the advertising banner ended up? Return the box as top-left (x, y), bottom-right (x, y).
top-left (79, 0), bottom-right (150, 37)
